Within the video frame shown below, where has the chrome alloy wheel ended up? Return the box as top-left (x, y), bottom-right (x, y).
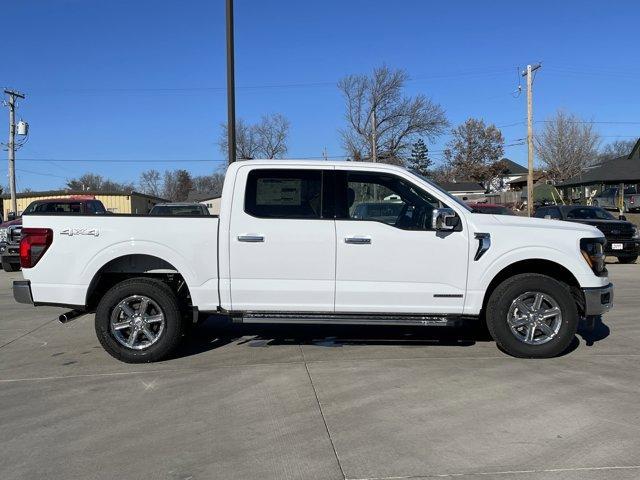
top-left (507, 291), bottom-right (562, 345)
top-left (110, 295), bottom-right (165, 350)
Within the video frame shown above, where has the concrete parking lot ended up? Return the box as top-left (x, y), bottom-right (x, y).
top-left (1, 264), bottom-right (639, 480)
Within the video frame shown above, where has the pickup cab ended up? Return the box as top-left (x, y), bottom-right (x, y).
top-left (13, 160), bottom-right (614, 362)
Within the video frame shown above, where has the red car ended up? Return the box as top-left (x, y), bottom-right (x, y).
top-left (467, 203), bottom-right (517, 216)
top-left (0, 196), bottom-right (107, 271)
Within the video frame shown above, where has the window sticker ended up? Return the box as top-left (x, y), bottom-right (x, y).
top-left (256, 178), bottom-right (302, 205)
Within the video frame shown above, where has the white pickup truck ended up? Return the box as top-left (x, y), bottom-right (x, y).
top-left (13, 160), bottom-right (613, 362)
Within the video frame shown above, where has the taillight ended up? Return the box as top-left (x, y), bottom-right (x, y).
top-left (19, 228), bottom-right (53, 268)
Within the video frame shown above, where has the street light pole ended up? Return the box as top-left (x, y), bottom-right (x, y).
top-left (226, 0), bottom-right (237, 164)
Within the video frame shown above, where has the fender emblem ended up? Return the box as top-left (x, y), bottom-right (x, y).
top-left (60, 228), bottom-right (100, 237)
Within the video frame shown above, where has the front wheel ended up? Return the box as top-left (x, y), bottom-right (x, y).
top-left (95, 277), bottom-right (184, 363)
top-left (486, 273), bottom-right (578, 358)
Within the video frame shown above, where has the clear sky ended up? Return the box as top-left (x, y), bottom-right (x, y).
top-left (3, 0), bottom-right (640, 191)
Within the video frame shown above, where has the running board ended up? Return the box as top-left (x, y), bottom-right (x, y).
top-left (240, 312), bottom-right (467, 327)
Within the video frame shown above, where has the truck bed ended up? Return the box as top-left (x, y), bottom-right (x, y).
top-left (21, 214), bottom-right (220, 311)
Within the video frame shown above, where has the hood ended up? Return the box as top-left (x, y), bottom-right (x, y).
top-left (0, 218), bottom-right (22, 228)
top-left (471, 212), bottom-right (601, 236)
top-left (563, 218), bottom-right (634, 228)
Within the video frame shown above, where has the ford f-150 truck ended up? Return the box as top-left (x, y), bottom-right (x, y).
top-left (12, 160), bottom-right (613, 362)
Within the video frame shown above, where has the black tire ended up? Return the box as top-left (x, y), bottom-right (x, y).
top-left (95, 277), bottom-right (184, 363)
top-left (486, 273), bottom-right (578, 358)
top-left (2, 261), bottom-right (20, 272)
top-left (618, 255), bottom-right (638, 264)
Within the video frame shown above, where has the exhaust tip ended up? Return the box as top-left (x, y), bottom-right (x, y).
top-left (58, 310), bottom-right (84, 324)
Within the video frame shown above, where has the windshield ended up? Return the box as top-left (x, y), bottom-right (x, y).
top-left (150, 205), bottom-right (208, 216)
top-left (566, 207), bottom-right (615, 220)
top-left (406, 170), bottom-right (473, 212)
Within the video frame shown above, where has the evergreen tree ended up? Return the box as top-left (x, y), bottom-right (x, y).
top-left (408, 138), bottom-right (432, 176)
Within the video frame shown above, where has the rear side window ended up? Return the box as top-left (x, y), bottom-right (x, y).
top-left (245, 169), bottom-right (323, 219)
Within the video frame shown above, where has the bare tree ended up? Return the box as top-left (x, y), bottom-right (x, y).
top-left (192, 172), bottom-right (225, 196)
top-left (535, 111), bottom-right (601, 182)
top-left (219, 119), bottom-right (261, 160)
top-left (338, 65), bottom-right (448, 165)
top-left (219, 114), bottom-right (289, 160)
top-left (139, 169), bottom-right (162, 197)
top-left (255, 114), bottom-right (289, 158)
top-left (444, 118), bottom-right (505, 189)
top-left (598, 138), bottom-right (637, 161)
top-left (66, 173), bottom-right (134, 192)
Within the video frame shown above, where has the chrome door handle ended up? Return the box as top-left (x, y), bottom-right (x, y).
top-left (345, 236), bottom-right (371, 245)
top-left (238, 234), bottom-right (264, 242)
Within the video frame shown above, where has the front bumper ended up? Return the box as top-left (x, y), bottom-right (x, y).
top-left (604, 239), bottom-right (640, 256)
top-left (582, 283), bottom-right (614, 316)
top-left (13, 280), bottom-right (33, 305)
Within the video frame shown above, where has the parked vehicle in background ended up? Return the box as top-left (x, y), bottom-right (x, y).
top-left (14, 160), bottom-right (613, 362)
top-left (534, 205), bottom-right (640, 263)
top-left (592, 186), bottom-right (640, 212)
top-left (351, 201), bottom-right (405, 224)
top-left (467, 203), bottom-right (516, 216)
top-left (0, 196), bottom-right (107, 272)
top-left (149, 203), bottom-right (210, 216)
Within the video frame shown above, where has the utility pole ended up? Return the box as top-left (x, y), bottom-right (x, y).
top-left (225, 0), bottom-right (237, 164)
top-left (522, 63), bottom-right (541, 217)
top-left (4, 89), bottom-right (25, 216)
top-left (370, 108), bottom-right (377, 163)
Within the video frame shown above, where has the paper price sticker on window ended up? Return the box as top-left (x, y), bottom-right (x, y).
top-left (256, 178), bottom-right (302, 206)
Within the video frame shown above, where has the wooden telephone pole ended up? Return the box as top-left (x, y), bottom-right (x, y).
top-left (4, 89), bottom-right (25, 216)
top-left (226, 0), bottom-right (236, 164)
top-left (522, 63), bottom-right (541, 217)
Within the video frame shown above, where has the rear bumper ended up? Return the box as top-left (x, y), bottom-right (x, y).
top-left (582, 283), bottom-right (614, 316)
top-left (13, 280), bottom-right (33, 305)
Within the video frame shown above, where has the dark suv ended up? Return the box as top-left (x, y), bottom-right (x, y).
top-left (534, 205), bottom-right (640, 263)
top-left (0, 196), bottom-right (107, 272)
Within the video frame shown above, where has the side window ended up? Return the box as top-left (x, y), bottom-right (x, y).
top-left (337, 171), bottom-right (447, 230)
top-left (85, 202), bottom-right (96, 214)
top-left (533, 208), bottom-right (548, 218)
top-left (548, 207), bottom-right (562, 219)
top-left (245, 169), bottom-right (323, 219)
top-left (92, 201), bottom-right (107, 214)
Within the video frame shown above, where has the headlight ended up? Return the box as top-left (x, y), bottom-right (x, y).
top-left (580, 237), bottom-right (607, 276)
top-left (0, 228), bottom-right (7, 242)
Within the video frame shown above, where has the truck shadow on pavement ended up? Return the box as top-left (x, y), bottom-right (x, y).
top-left (173, 315), bottom-right (611, 360)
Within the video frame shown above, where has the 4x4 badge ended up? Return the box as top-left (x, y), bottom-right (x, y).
top-left (60, 228), bottom-right (100, 237)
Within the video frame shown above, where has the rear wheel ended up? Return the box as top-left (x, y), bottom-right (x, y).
top-left (95, 277), bottom-right (184, 363)
top-left (486, 273), bottom-right (578, 358)
top-left (618, 255), bottom-right (638, 264)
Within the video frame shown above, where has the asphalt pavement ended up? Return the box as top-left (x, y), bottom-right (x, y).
top-left (0, 263), bottom-right (639, 480)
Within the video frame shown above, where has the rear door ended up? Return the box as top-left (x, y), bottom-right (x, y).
top-left (228, 166), bottom-right (336, 311)
top-left (333, 168), bottom-right (469, 314)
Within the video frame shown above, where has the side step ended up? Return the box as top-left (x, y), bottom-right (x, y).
top-left (240, 312), bottom-right (466, 327)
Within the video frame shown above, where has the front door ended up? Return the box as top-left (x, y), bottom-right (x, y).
top-left (333, 169), bottom-right (469, 314)
top-left (229, 166), bottom-right (336, 312)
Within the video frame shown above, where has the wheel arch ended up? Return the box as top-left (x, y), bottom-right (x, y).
top-left (85, 254), bottom-right (192, 311)
top-left (480, 259), bottom-right (584, 317)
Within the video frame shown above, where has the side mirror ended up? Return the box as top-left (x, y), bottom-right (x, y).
top-left (619, 215), bottom-right (627, 221)
top-left (432, 208), bottom-right (458, 231)
top-left (7, 212), bottom-right (16, 221)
